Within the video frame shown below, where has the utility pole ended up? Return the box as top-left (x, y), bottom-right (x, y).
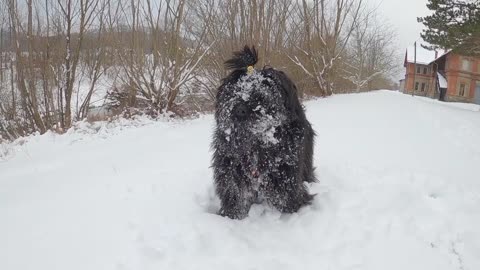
top-left (412, 41), bottom-right (416, 97)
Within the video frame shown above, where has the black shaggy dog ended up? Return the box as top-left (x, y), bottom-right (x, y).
top-left (212, 46), bottom-right (316, 219)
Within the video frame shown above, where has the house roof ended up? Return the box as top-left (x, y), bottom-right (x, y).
top-left (429, 50), bottom-right (453, 65)
top-left (404, 44), bottom-right (447, 65)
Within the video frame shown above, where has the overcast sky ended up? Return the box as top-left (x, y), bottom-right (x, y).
top-left (367, 0), bottom-right (431, 50)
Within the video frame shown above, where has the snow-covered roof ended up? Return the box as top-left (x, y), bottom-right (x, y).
top-left (405, 45), bottom-right (446, 65)
top-left (430, 49), bottom-right (452, 63)
top-left (437, 72), bottom-right (447, 88)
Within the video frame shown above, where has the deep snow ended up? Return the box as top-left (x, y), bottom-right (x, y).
top-left (1, 90), bottom-right (480, 270)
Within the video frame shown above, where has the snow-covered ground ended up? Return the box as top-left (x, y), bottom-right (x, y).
top-left (1, 90), bottom-right (480, 270)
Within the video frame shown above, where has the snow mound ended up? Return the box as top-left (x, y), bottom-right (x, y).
top-left (2, 90), bottom-right (480, 270)
top-left (414, 94), bottom-right (480, 112)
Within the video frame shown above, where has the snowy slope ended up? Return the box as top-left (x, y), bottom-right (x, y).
top-left (1, 90), bottom-right (480, 270)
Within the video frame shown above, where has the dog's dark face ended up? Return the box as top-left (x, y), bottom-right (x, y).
top-left (216, 70), bottom-right (289, 148)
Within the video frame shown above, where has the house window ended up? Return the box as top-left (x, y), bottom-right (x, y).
top-left (423, 67), bottom-right (428, 74)
top-left (415, 82), bottom-right (419, 90)
top-left (462, 58), bottom-right (472, 71)
top-left (459, 83), bottom-right (466, 96)
top-left (421, 83), bottom-right (426, 91)
top-left (416, 66), bottom-right (421, 74)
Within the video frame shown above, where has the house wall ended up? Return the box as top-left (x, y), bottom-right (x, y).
top-left (444, 54), bottom-right (480, 103)
top-left (404, 63), bottom-right (434, 96)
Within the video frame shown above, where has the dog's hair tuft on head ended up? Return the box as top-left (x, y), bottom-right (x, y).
top-left (224, 45), bottom-right (258, 70)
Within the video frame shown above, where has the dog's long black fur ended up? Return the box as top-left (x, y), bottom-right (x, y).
top-left (212, 45), bottom-right (316, 219)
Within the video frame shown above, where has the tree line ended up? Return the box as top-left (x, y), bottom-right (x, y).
top-left (0, 0), bottom-right (399, 141)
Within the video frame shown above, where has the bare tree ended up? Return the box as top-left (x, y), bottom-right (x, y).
top-left (38, 0), bottom-right (56, 128)
top-left (0, 1), bottom-right (5, 82)
top-left (193, 0), bottom-right (296, 100)
top-left (290, 0), bottom-right (363, 96)
top-left (77, 0), bottom-right (108, 119)
top-left (0, 0), bottom-right (400, 141)
top-left (344, 11), bottom-right (398, 91)
top-left (8, 0), bottom-right (46, 132)
top-left (109, 0), bottom-right (214, 114)
top-left (52, 0), bottom-right (100, 129)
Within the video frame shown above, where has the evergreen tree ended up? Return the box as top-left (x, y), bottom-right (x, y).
top-left (418, 0), bottom-right (480, 56)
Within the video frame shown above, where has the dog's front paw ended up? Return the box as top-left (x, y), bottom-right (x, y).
top-left (218, 207), bottom-right (248, 220)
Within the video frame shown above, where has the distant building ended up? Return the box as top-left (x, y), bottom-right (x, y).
top-left (403, 45), bottom-right (480, 104)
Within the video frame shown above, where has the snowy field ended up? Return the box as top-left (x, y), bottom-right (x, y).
top-left (1, 90), bottom-right (480, 270)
